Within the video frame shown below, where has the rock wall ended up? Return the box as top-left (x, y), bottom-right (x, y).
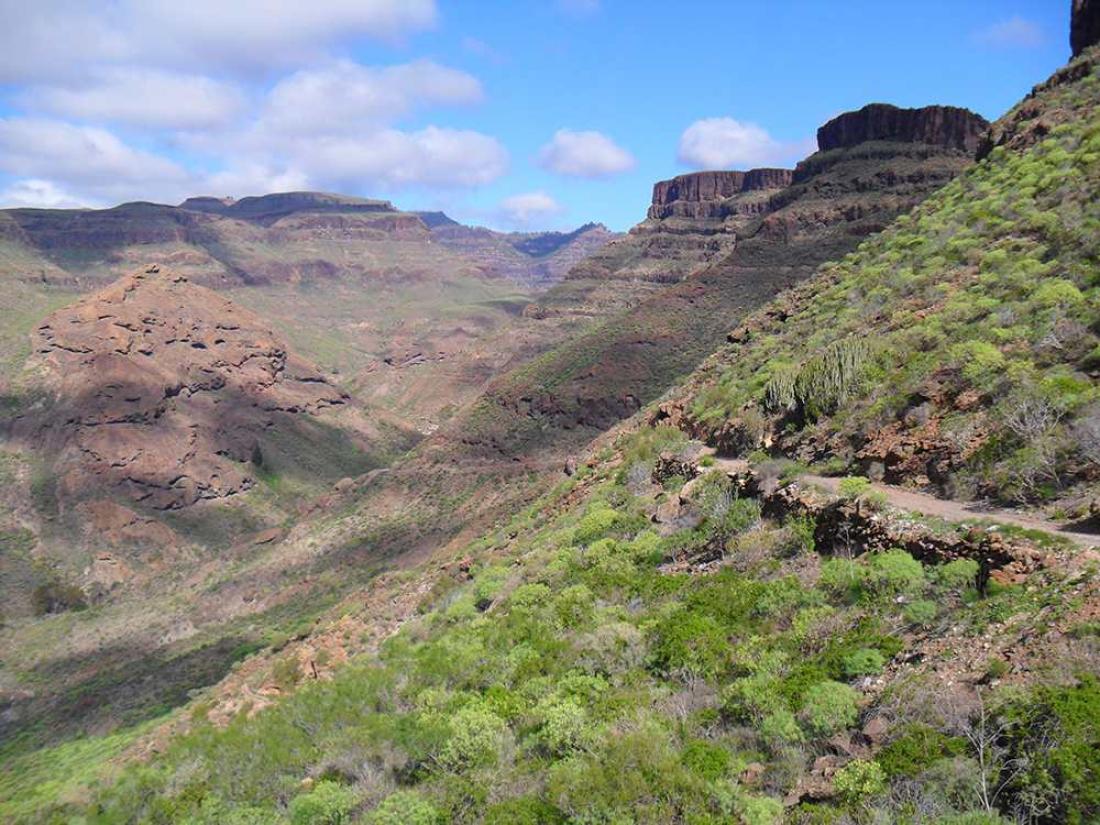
top-left (1073, 0), bottom-right (1100, 56)
top-left (816, 104), bottom-right (989, 154)
top-left (648, 168), bottom-right (792, 220)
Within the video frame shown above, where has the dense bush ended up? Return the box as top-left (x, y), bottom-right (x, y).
top-left (800, 681), bottom-right (861, 736)
top-left (369, 790), bottom-right (441, 825)
top-left (288, 781), bottom-right (358, 825)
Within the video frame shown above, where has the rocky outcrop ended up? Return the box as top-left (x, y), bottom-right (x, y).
top-left (24, 265), bottom-right (350, 510)
top-left (816, 104), bottom-right (989, 154)
top-left (648, 169), bottom-right (792, 219)
top-left (1073, 0), bottom-right (1100, 56)
top-left (180, 191), bottom-right (396, 224)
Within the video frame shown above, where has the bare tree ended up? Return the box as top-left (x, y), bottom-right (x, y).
top-left (1072, 403), bottom-right (1100, 468)
top-left (946, 689), bottom-right (1029, 817)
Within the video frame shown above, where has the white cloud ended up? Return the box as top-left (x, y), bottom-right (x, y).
top-left (23, 69), bottom-right (244, 130)
top-left (262, 60), bottom-right (483, 135)
top-left (975, 16), bottom-right (1044, 49)
top-left (0, 3), bottom-right (515, 206)
top-left (537, 129), bottom-right (635, 178)
top-left (0, 179), bottom-right (91, 209)
top-left (0, 0), bottom-right (439, 81)
top-left (499, 191), bottom-right (562, 225)
top-left (678, 117), bottom-right (807, 169)
top-left (200, 164), bottom-right (313, 200)
top-left (0, 119), bottom-right (189, 198)
top-left (297, 127), bottom-right (509, 189)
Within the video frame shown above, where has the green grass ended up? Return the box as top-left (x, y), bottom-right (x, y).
top-left (0, 721), bottom-right (150, 821)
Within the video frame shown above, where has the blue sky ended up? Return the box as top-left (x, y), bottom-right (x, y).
top-left (0, 1), bottom-right (1073, 231)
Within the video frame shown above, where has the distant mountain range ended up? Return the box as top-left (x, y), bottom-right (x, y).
top-left (0, 190), bottom-right (618, 289)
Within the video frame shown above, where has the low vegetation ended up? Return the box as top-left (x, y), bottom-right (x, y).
top-left (10, 416), bottom-right (1095, 823)
top-left (692, 68), bottom-right (1100, 506)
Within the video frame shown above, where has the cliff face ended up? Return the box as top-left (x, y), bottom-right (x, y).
top-left (647, 169), bottom-right (793, 220)
top-left (816, 104), bottom-right (989, 154)
top-left (1073, 0), bottom-right (1100, 56)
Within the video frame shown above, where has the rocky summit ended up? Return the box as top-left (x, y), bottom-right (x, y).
top-left (23, 265), bottom-right (354, 510)
top-left (815, 103), bottom-right (989, 153)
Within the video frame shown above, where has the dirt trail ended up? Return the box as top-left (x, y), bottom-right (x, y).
top-left (709, 458), bottom-right (1100, 549)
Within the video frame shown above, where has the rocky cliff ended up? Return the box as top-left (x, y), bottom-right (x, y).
top-left (1073, 0), bottom-right (1100, 56)
top-left (816, 103), bottom-right (989, 154)
top-left (21, 265), bottom-right (369, 511)
top-left (647, 168), bottom-right (793, 220)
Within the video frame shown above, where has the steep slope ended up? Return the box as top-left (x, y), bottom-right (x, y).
top-left (463, 104), bottom-right (987, 461)
top-left (22, 33), bottom-right (1100, 825)
top-left (677, 44), bottom-right (1100, 513)
top-left (18, 265), bottom-right (393, 512)
top-left (569, 168), bottom-right (792, 284)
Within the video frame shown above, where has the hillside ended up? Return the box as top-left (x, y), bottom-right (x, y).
top-left (5, 18), bottom-right (1095, 825)
top-left (460, 103), bottom-right (987, 462)
top-left (3, 8), bottom-right (1099, 825)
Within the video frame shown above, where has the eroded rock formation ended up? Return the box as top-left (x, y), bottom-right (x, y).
top-left (26, 265), bottom-right (348, 509)
top-left (648, 169), bottom-right (793, 219)
top-left (816, 104), bottom-right (989, 154)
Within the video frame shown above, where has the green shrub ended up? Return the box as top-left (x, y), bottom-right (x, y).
top-left (952, 340), bottom-right (1006, 388)
top-left (837, 476), bottom-right (872, 499)
top-left (800, 681), bottom-right (860, 737)
top-left (937, 558), bottom-right (979, 591)
top-left (31, 579), bottom-right (87, 615)
top-left (735, 794), bottom-right (784, 825)
top-left (482, 797), bottom-right (565, 825)
top-left (877, 724), bottom-right (967, 779)
top-left (832, 759), bottom-right (886, 803)
top-left (841, 648), bottom-right (885, 678)
top-left (369, 790), bottom-right (440, 825)
top-left (574, 502), bottom-right (622, 545)
top-left (553, 584), bottom-right (595, 627)
top-left (764, 338), bottom-right (875, 420)
top-left (866, 550), bottom-right (925, 595)
top-left (650, 611), bottom-right (729, 679)
top-left (438, 704), bottom-right (507, 771)
top-left (723, 674), bottom-right (785, 723)
top-left (938, 814), bottom-right (1011, 825)
top-left (533, 697), bottom-right (594, 756)
top-left (473, 566), bottom-right (510, 609)
top-left (786, 515), bottom-right (816, 554)
top-left (819, 558), bottom-right (863, 602)
top-left (902, 599), bottom-right (938, 627)
top-left (681, 739), bottom-right (732, 782)
top-left (289, 781), bottom-right (358, 825)
top-left (760, 709), bottom-right (804, 745)
top-left (1003, 677), bottom-right (1100, 824)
